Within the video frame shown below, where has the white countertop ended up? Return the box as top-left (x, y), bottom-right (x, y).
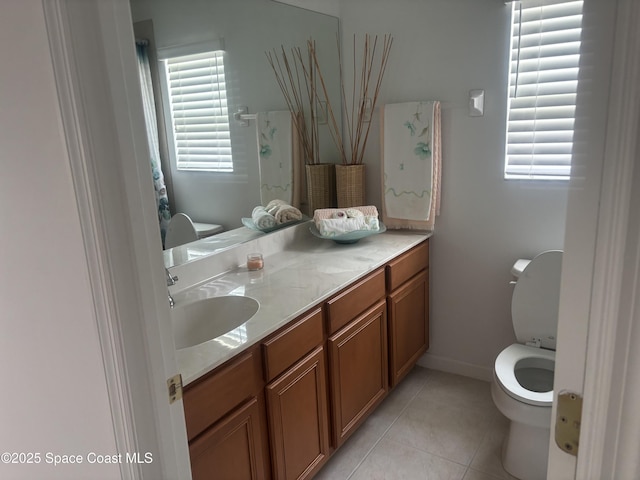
top-left (172, 224), bottom-right (431, 385)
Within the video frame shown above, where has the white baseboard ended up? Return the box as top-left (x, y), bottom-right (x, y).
top-left (417, 352), bottom-right (493, 382)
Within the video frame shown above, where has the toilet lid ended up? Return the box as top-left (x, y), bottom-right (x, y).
top-left (193, 222), bottom-right (223, 237)
top-left (165, 213), bottom-right (198, 249)
top-left (511, 250), bottom-right (563, 350)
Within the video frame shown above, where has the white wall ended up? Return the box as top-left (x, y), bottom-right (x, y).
top-left (340, 0), bottom-right (570, 378)
top-left (129, 0), bottom-right (341, 229)
top-left (0, 1), bottom-right (119, 478)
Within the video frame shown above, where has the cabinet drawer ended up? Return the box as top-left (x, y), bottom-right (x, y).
top-left (262, 308), bottom-right (324, 382)
top-left (326, 268), bottom-right (385, 334)
top-left (386, 240), bottom-right (429, 292)
top-left (183, 349), bottom-right (262, 441)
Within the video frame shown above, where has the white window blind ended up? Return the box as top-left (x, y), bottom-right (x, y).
top-left (505, 0), bottom-right (583, 180)
top-left (164, 51), bottom-right (232, 172)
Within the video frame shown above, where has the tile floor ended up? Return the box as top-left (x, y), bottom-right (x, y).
top-left (315, 367), bottom-right (517, 480)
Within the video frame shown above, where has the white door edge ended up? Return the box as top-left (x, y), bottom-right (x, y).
top-left (43, 0), bottom-right (192, 478)
top-left (578, 0), bottom-right (640, 476)
top-left (549, 0), bottom-right (640, 478)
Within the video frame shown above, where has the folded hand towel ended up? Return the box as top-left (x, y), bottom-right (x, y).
top-left (317, 216), bottom-right (380, 237)
top-left (252, 206), bottom-right (277, 230)
top-left (273, 204), bottom-right (303, 224)
top-left (313, 206), bottom-right (379, 223)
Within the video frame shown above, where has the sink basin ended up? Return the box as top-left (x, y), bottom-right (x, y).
top-left (171, 296), bottom-right (259, 349)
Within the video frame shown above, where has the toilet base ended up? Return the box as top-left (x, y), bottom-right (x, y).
top-left (502, 420), bottom-right (550, 480)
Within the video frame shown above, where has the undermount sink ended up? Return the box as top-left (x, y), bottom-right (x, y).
top-left (171, 296), bottom-right (259, 349)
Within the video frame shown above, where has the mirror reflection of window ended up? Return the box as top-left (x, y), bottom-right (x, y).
top-left (162, 50), bottom-right (233, 173)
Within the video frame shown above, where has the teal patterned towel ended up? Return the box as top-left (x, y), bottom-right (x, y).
top-left (256, 111), bottom-right (294, 206)
top-left (382, 101), bottom-right (441, 230)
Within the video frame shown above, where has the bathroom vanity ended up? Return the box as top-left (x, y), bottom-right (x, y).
top-left (168, 224), bottom-right (430, 479)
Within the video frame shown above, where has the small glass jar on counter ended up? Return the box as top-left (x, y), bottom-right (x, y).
top-left (247, 253), bottom-right (264, 271)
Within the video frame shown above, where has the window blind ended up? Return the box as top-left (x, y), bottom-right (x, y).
top-left (505, 0), bottom-right (583, 180)
top-left (164, 51), bottom-right (232, 172)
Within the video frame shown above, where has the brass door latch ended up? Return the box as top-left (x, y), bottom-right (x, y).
top-left (555, 391), bottom-right (583, 456)
top-left (167, 374), bottom-right (183, 404)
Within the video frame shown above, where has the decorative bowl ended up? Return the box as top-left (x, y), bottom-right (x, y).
top-left (309, 222), bottom-right (386, 244)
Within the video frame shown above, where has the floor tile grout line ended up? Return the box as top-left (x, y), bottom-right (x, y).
top-left (379, 434), bottom-right (473, 469)
top-left (345, 375), bottom-right (430, 479)
top-left (467, 410), bottom-right (498, 469)
top-left (384, 432), bottom-right (479, 470)
top-left (380, 370), bottom-right (499, 471)
top-left (465, 408), bottom-right (513, 480)
top-left (331, 368), bottom-right (509, 479)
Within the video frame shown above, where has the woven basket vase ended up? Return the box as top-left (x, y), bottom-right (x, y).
top-left (335, 164), bottom-right (366, 208)
top-left (305, 163), bottom-right (336, 214)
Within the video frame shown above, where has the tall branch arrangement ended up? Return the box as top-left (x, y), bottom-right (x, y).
top-left (312, 34), bottom-right (393, 165)
top-left (266, 41), bottom-right (320, 165)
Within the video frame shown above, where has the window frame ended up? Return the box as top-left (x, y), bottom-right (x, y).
top-left (504, 0), bottom-right (584, 181)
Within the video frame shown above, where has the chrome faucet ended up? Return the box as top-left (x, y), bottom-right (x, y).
top-left (165, 268), bottom-right (178, 307)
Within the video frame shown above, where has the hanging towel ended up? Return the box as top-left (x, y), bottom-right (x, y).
top-left (381, 101), bottom-right (442, 230)
top-left (256, 111), bottom-right (301, 207)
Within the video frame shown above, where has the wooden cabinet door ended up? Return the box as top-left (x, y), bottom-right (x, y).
top-left (189, 396), bottom-right (270, 480)
top-left (388, 269), bottom-right (429, 387)
top-left (328, 300), bottom-right (388, 447)
top-left (266, 346), bottom-right (330, 480)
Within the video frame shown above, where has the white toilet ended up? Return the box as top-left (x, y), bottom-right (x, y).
top-left (165, 213), bottom-right (223, 249)
top-left (491, 250), bottom-right (563, 480)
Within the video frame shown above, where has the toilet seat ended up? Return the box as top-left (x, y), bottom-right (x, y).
top-left (495, 344), bottom-right (554, 407)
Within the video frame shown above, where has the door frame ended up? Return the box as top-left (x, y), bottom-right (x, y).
top-left (43, 0), bottom-right (191, 478)
top-left (548, 0), bottom-right (640, 478)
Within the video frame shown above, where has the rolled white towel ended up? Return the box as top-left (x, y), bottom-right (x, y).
top-left (252, 206), bottom-right (277, 230)
top-left (273, 204), bottom-right (303, 224)
top-left (345, 208), bottom-right (364, 218)
top-left (265, 199), bottom-right (288, 215)
top-left (313, 205), bottom-right (379, 223)
top-left (317, 215), bottom-right (380, 237)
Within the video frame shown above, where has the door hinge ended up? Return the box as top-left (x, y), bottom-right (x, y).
top-left (167, 374), bottom-right (183, 404)
top-left (555, 391), bottom-right (583, 457)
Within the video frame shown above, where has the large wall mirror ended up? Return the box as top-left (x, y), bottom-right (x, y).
top-left (129, 0), bottom-right (342, 266)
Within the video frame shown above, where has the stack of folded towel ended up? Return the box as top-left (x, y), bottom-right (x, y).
top-left (313, 206), bottom-right (380, 237)
top-left (251, 199), bottom-right (303, 230)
